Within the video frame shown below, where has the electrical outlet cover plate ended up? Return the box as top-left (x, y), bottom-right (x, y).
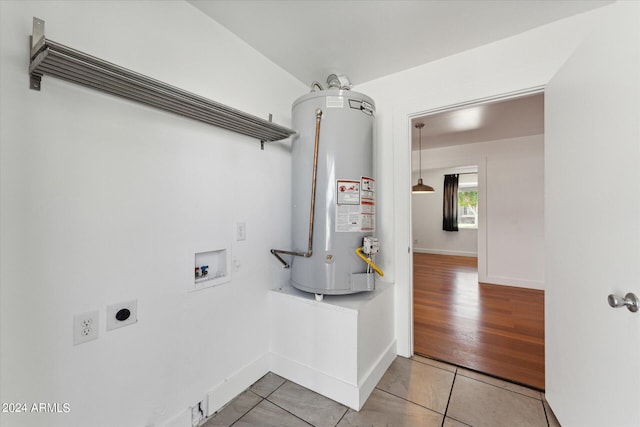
top-left (73, 310), bottom-right (99, 345)
top-left (106, 299), bottom-right (137, 331)
top-left (191, 399), bottom-right (208, 426)
top-left (236, 222), bottom-right (246, 241)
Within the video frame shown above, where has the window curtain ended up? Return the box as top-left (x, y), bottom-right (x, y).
top-left (443, 174), bottom-right (459, 232)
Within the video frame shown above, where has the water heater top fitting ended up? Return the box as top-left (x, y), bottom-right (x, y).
top-left (326, 74), bottom-right (351, 90)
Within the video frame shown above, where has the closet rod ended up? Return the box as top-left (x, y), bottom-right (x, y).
top-left (28, 17), bottom-right (296, 143)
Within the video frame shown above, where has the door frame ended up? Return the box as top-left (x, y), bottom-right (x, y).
top-left (393, 86), bottom-right (545, 357)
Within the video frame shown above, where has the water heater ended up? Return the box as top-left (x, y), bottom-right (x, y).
top-left (272, 86), bottom-right (382, 300)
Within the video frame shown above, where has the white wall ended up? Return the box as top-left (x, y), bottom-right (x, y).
top-left (0, 2), bottom-right (305, 427)
top-left (412, 167), bottom-right (479, 257)
top-left (355, 7), bottom-right (608, 356)
top-left (414, 136), bottom-right (545, 288)
top-left (481, 136), bottom-right (544, 288)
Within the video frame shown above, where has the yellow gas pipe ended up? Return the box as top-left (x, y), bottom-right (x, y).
top-left (355, 247), bottom-right (384, 277)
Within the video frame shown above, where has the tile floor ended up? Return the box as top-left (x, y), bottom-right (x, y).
top-left (203, 355), bottom-right (561, 427)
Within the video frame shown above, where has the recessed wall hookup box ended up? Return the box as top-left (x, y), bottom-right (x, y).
top-left (193, 247), bottom-right (231, 291)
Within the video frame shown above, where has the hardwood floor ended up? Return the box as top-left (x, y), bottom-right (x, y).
top-left (413, 253), bottom-right (545, 390)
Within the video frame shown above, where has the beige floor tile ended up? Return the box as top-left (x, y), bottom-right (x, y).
top-left (447, 375), bottom-right (547, 427)
top-left (267, 381), bottom-right (348, 427)
top-left (234, 399), bottom-right (310, 427)
top-left (249, 372), bottom-right (286, 398)
top-left (337, 389), bottom-right (443, 427)
top-left (376, 356), bottom-right (455, 413)
top-left (203, 390), bottom-right (262, 427)
top-left (412, 354), bottom-right (458, 373)
top-left (457, 367), bottom-right (542, 399)
top-left (443, 417), bottom-right (471, 427)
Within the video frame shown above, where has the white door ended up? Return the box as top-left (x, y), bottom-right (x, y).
top-left (545, 2), bottom-right (639, 426)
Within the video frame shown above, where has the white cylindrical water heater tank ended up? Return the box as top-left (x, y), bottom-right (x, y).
top-left (289, 89), bottom-right (376, 296)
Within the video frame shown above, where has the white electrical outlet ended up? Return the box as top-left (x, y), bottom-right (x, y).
top-left (73, 310), bottom-right (99, 345)
top-left (106, 299), bottom-right (137, 331)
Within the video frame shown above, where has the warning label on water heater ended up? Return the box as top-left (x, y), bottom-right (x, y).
top-left (336, 177), bottom-right (375, 232)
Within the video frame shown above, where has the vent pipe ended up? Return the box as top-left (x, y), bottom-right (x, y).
top-left (326, 74), bottom-right (351, 90)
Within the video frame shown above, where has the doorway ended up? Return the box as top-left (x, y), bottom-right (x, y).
top-left (410, 92), bottom-right (545, 389)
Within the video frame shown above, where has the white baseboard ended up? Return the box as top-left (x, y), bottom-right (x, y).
top-left (356, 340), bottom-right (397, 409)
top-left (413, 248), bottom-right (478, 257)
top-left (270, 352), bottom-right (360, 409)
top-left (269, 340), bottom-right (396, 411)
top-left (414, 250), bottom-right (543, 290)
top-left (161, 410), bottom-right (190, 427)
top-left (161, 353), bottom-right (271, 427)
top-left (480, 275), bottom-right (544, 290)
top-left (162, 322), bottom-right (396, 425)
top-left (206, 353), bottom-right (271, 416)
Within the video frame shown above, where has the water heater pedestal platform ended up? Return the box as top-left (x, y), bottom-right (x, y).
top-left (269, 282), bottom-right (396, 410)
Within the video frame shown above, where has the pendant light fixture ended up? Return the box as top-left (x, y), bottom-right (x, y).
top-left (412, 122), bottom-right (435, 193)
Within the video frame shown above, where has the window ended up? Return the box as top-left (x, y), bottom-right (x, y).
top-left (458, 174), bottom-right (478, 229)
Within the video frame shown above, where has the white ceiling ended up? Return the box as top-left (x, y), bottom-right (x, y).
top-left (186, 1), bottom-right (608, 148)
top-left (187, 0), bottom-right (611, 86)
top-left (411, 92), bottom-right (544, 150)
